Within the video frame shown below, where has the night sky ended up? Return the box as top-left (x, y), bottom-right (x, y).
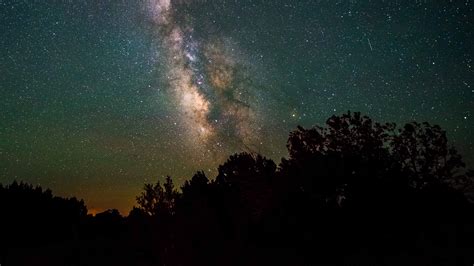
top-left (1, 0), bottom-right (473, 214)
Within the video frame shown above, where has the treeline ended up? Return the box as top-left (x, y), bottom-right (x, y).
top-left (0, 181), bottom-right (87, 244)
top-left (1, 112), bottom-right (473, 266)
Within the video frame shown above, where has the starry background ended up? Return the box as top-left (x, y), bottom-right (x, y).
top-left (1, 0), bottom-right (472, 214)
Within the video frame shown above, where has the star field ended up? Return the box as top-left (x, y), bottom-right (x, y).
top-left (1, 0), bottom-right (472, 213)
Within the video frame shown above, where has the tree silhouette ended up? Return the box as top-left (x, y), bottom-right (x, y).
top-left (216, 152), bottom-right (277, 221)
top-left (391, 121), bottom-right (467, 189)
top-left (274, 112), bottom-right (473, 265)
top-left (136, 176), bottom-right (179, 217)
top-left (181, 170), bottom-right (209, 197)
top-left (281, 112), bottom-right (396, 209)
top-left (286, 112), bottom-right (393, 159)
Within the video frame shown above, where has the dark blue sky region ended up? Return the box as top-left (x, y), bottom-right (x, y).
top-left (1, 0), bottom-right (472, 213)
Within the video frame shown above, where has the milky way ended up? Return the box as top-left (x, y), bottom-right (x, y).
top-left (145, 0), bottom-right (262, 155)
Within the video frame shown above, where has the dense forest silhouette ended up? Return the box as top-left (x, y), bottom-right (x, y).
top-left (1, 112), bottom-right (473, 266)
